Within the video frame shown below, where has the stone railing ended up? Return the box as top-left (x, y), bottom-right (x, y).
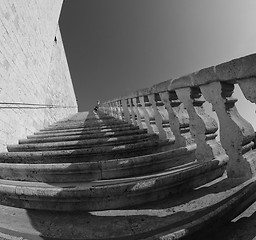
top-left (99, 54), bottom-right (256, 179)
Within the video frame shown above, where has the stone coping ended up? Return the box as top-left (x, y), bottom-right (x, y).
top-left (105, 53), bottom-right (256, 103)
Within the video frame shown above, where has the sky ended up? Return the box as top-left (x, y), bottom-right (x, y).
top-left (59, 0), bottom-right (256, 128)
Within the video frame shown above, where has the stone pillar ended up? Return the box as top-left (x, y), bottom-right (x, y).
top-left (148, 94), bottom-right (168, 140)
top-left (108, 102), bottom-right (114, 117)
top-left (159, 90), bottom-right (193, 147)
top-left (200, 81), bottom-right (255, 178)
top-left (128, 98), bottom-right (137, 126)
top-left (131, 97), bottom-right (143, 129)
top-left (136, 97), bottom-right (148, 129)
top-left (139, 96), bottom-right (154, 134)
top-left (176, 87), bottom-right (225, 162)
top-left (115, 100), bottom-right (123, 120)
top-left (238, 78), bottom-right (256, 103)
top-left (121, 99), bottom-right (132, 124)
top-left (104, 103), bottom-right (110, 116)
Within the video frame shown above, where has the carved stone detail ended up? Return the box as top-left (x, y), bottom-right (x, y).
top-left (159, 91), bottom-right (193, 147)
top-left (176, 87), bottom-right (224, 162)
top-left (135, 97), bottom-right (148, 129)
top-left (128, 98), bottom-right (137, 126)
top-left (131, 98), bottom-right (143, 129)
top-left (113, 102), bottom-right (119, 119)
top-left (108, 102), bottom-right (114, 117)
top-left (116, 100), bottom-right (123, 120)
top-left (148, 94), bottom-right (169, 140)
top-left (121, 99), bottom-right (132, 124)
top-left (200, 81), bottom-right (255, 178)
top-left (139, 96), bottom-right (154, 134)
top-left (238, 77), bottom-right (256, 103)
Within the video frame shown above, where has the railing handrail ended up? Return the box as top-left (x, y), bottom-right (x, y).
top-left (105, 53), bottom-right (256, 103)
top-left (100, 52), bottom-right (256, 180)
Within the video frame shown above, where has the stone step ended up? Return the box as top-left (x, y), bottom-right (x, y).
top-left (0, 157), bottom-right (227, 212)
top-left (0, 145), bottom-right (196, 182)
top-left (30, 126), bottom-right (143, 138)
top-left (35, 126), bottom-right (141, 137)
top-left (55, 114), bottom-right (113, 123)
top-left (0, 139), bottom-right (168, 163)
top-left (38, 123), bottom-right (139, 134)
top-left (53, 115), bottom-right (116, 125)
top-left (21, 129), bottom-right (148, 144)
top-left (44, 119), bottom-right (129, 131)
top-left (8, 133), bottom-right (158, 152)
top-left (0, 173), bottom-right (254, 240)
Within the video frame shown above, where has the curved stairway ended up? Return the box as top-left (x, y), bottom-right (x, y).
top-left (0, 111), bottom-right (255, 239)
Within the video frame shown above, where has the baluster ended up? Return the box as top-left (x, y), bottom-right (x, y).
top-left (136, 97), bottom-right (148, 129)
top-left (121, 99), bottom-right (132, 124)
top-left (115, 101), bottom-right (120, 119)
top-left (238, 78), bottom-right (256, 104)
top-left (98, 103), bottom-right (104, 113)
top-left (148, 93), bottom-right (167, 139)
top-left (238, 78), bottom-right (256, 150)
top-left (103, 103), bottom-right (108, 115)
top-left (159, 90), bottom-right (193, 147)
top-left (200, 81), bottom-right (255, 178)
top-left (107, 102), bottom-right (113, 117)
top-left (126, 100), bottom-right (132, 124)
top-left (131, 97), bottom-right (143, 129)
top-left (112, 102), bottom-right (118, 119)
top-left (156, 93), bottom-right (175, 140)
top-left (176, 87), bottom-right (225, 162)
top-left (148, 93), bottom-right (173, 140)
top-left (110, 102), bottom-right (116, 118)
top-left (128, 98), bottom-right (137, 126)
top-left (116, 100), bottom-right (123, 120)
top-left (143, 94), bottom-right (161, 137)
top-left (119, 100), bottom-right (125, 121)
top-left (139, 96), bottom-right (154, 134)
top-left (111, 101), bottom-right (116, 118)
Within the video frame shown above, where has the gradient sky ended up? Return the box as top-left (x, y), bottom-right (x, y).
top-left (59, 0), bottom-right (256, 128)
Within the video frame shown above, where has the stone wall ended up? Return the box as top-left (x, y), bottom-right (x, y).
top-left (0, 0), bottom-right (78, 151)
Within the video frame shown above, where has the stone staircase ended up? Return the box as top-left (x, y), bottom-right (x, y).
top-left (0, 109), bottom-right (253, 240)
top-left (1, 54), bottom-right (256, 239)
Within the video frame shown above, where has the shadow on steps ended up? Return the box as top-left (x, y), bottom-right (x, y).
top-left (0, 110), bottom-right (252, 240)
top-left (200, 202), bottom-right (256, 240)
top-left (8, 174), bottom-right (253, 240)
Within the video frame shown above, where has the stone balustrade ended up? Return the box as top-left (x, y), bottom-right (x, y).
top-left (100, 54), bottom-right (256, 179)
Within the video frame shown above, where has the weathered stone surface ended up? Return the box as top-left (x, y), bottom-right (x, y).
top-left (99, 53), bottom-right (256, 240)
top-left (20, 129), bottom-right (148, 144)
top-left (8, 132), bottom-right (158, 152)
top-left (1, 108), bottom-right (256, 239)
top-left (0, 0), bottom-right (77, 152)
top-left (0, 164), bottom-right (255, 240)
top-left (107, 53), bottom-right (256, 105)
top-left (148, 94), bottom-right (168, 140)
top-left (176, 87), bottom-right (225, 163)
top-left (238, 77), bottom-right (256, 103)
top-left (139, 96), bottom-right (154, 134)
top-left (200, 81), bottom-right (255, 179)
top-left (159, 90), bottom-right (192, 148)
